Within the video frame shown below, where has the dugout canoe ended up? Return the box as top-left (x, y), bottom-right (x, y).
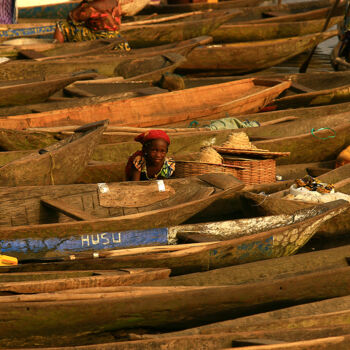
top-left (121, 10), bottom-right (238, 48)
top-left (252, 123), bottom-right (350, 165)
top-left (142, 0), bottom-right (333, 14)
top-left (0, 73), bottom-right (97, 107)
top-left (0, 268), bottom-right (170, 294)
top-left (148, 244), bottom-right (350, 287)
top-left (0, 115), bottom-right (345, 166)
top-left (240, 164), bottom-right (350, 237)
top-left (0, 34), bottom-right (210, 59)
top-left (0, 114), bottom-right (297, 152)
top-left (0, 265), bottom-right (349, 346)
top-left (12, 332), bottom-right (350, 350)
top-left (274, 83), bottom-right (350, 109)
top-left (212, 16), bottom-right (342, 43)
top-left (1, 199), bottom-right (347, 272)
top-left (1, 198), bottom-right (345, 260)
top-left (0, 22), bottom-right (56, 41)
top-left (18, 0), bottom-right (149, 18)
top-left (0, 36), bottom-right (211, 80)
top-left (0, 120), bottom-right (107, 187)
top-left (0, 173), bottom-right (244, 259)
top-left (177, 31), bottom-right (337, 75)
top-left (0, 79), bottom-right (290, 129)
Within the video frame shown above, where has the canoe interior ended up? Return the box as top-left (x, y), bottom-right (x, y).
top-left (17, 39), bottom-right (116, 59)
top-left (173, 201), bottom-right (345, 242)
top-left (0, 177), bottom-right (222, 227)
top-left (0, 270), bottom-right (98, 282)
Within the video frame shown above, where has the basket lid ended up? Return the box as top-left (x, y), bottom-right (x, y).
top-left (213, 146), bottom-right (290, 159)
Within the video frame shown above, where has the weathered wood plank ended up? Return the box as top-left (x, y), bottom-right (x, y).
top-left (41, 198), bottom-right (97, 221)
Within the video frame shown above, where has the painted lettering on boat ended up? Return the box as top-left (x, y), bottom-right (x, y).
top-left (0, 228), bottom-right (168, 257)
top-left (81, 232), bottom-right (121, 247)
top-left (0, 25), bottom-right (56, 39)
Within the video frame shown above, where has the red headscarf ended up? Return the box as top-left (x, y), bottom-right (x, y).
top-left (135, 130), bottom-right (170, 145)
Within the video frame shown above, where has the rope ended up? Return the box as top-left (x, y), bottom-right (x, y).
top-left (311, 127), bottom-right (336, 140)
top-left (189, 120), bottom-right (199, 128)
top-left (49, 153), bottom-right (55, 185)
top-left (251, 192), bottom-right (269, 206)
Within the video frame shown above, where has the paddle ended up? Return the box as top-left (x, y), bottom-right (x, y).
top-left (299, 0), bottom-right (341, 73)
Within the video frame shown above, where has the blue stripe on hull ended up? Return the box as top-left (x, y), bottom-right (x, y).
top-left (0, 25), bottom-right (56, 38)
top-left (0, 228), bottom-right (169, 257)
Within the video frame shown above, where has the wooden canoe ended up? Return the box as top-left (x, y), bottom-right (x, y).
top-left (0, 73), bottom-right (97, 107)
top-left (142, 0), bottom-right (333, 14)
top-left (0, 120), bottom-right (107, 187)
top-left (148, 244), bottom-right (350, 287)
top-left (18, 0), bottom-right (149, 18)
top-left (212, 16), bottom-right (342, 43)
top-left (252, 123), bottom-right (350, 165)
top-left (0, 114), bottom-right (297, 153)
top-left (0, 268), bottom-right (170, 294)
top-left (177, 31), bottom-right (337, 75)
top-left (1, 199), bottom-right (347, 272)
top-left (240, 165), bottom-right (350, 238)
top-left (0, 22), bottom-right (56, 41)
top-left (0, 265), bottom-right (349, 345)
top-left (11, 332), bottom-right (350, 350)
top-left (122, 10), bottom-right (238, 48)
top-left (0, 79), bottom-right (290, 129)
top-left (1, 198), bottom-right (346, 260)
top-left (0, 173), bottom-right (244, 256)
top-left (274, 83), bottom-right (350, 109)
top-left (0, 36), bottom-right (211, 80)
top-left (0, 101), bottom-right (344, 151)
top-left (0, 113), bottom-right (345, 166)
top-left (0, 35), bottom-right (210, 60)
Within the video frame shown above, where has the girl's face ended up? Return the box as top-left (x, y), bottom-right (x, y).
top-left (145, 139), bottom-right (168, 165)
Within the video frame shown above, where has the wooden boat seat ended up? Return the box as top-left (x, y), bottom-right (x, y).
top-left (41, 198), bottom-right (98, 221)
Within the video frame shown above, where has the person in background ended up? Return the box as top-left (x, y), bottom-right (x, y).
top-left (126, 130), bottom-right (175, 181)
top-left (0, 0), bottom-right (16, 24)
top-left (54, 0), bottom-right (130, 50)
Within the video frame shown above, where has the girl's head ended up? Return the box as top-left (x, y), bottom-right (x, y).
top-left (135, 130), bottom-right (170, 165)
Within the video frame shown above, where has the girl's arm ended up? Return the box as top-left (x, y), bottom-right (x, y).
top-left (129, 167), bottom-right (141, 181)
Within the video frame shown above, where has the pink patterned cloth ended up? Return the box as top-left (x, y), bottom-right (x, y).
top-left (0, 0), bottom-right (16, 24)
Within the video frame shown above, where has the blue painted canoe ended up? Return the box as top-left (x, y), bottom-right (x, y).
top-left (0, 173), bottom-right (244, 260)
top-left (0, 23), bottom-right (55, 40)
top-left (1, 228), bottom-right (169, 258)
top-left (1, 198), bottom-right (347, 268)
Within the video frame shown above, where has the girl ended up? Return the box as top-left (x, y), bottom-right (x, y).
top-left (126, 130), bottom-right (175, 181)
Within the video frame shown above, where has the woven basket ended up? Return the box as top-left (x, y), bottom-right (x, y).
top-left (174, 160), bottom-right (247, 179)
top-left (222, 157), bottom-right (276, 185)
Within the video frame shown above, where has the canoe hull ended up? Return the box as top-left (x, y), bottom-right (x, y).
top-left (212, 16), bottom-right (342, 43)
top-left (1, 200), bottom-right (347, 274)
top-left (0, 121), bottom-right (106, 186)
top-left (178, 32), bottom-right (337, 75)
top-left (0, 79), bottom-right (291, 129)
top-left (0, 228), bottom-right (169, 260)
top-left (122, 11), bottom-right (236, 48)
